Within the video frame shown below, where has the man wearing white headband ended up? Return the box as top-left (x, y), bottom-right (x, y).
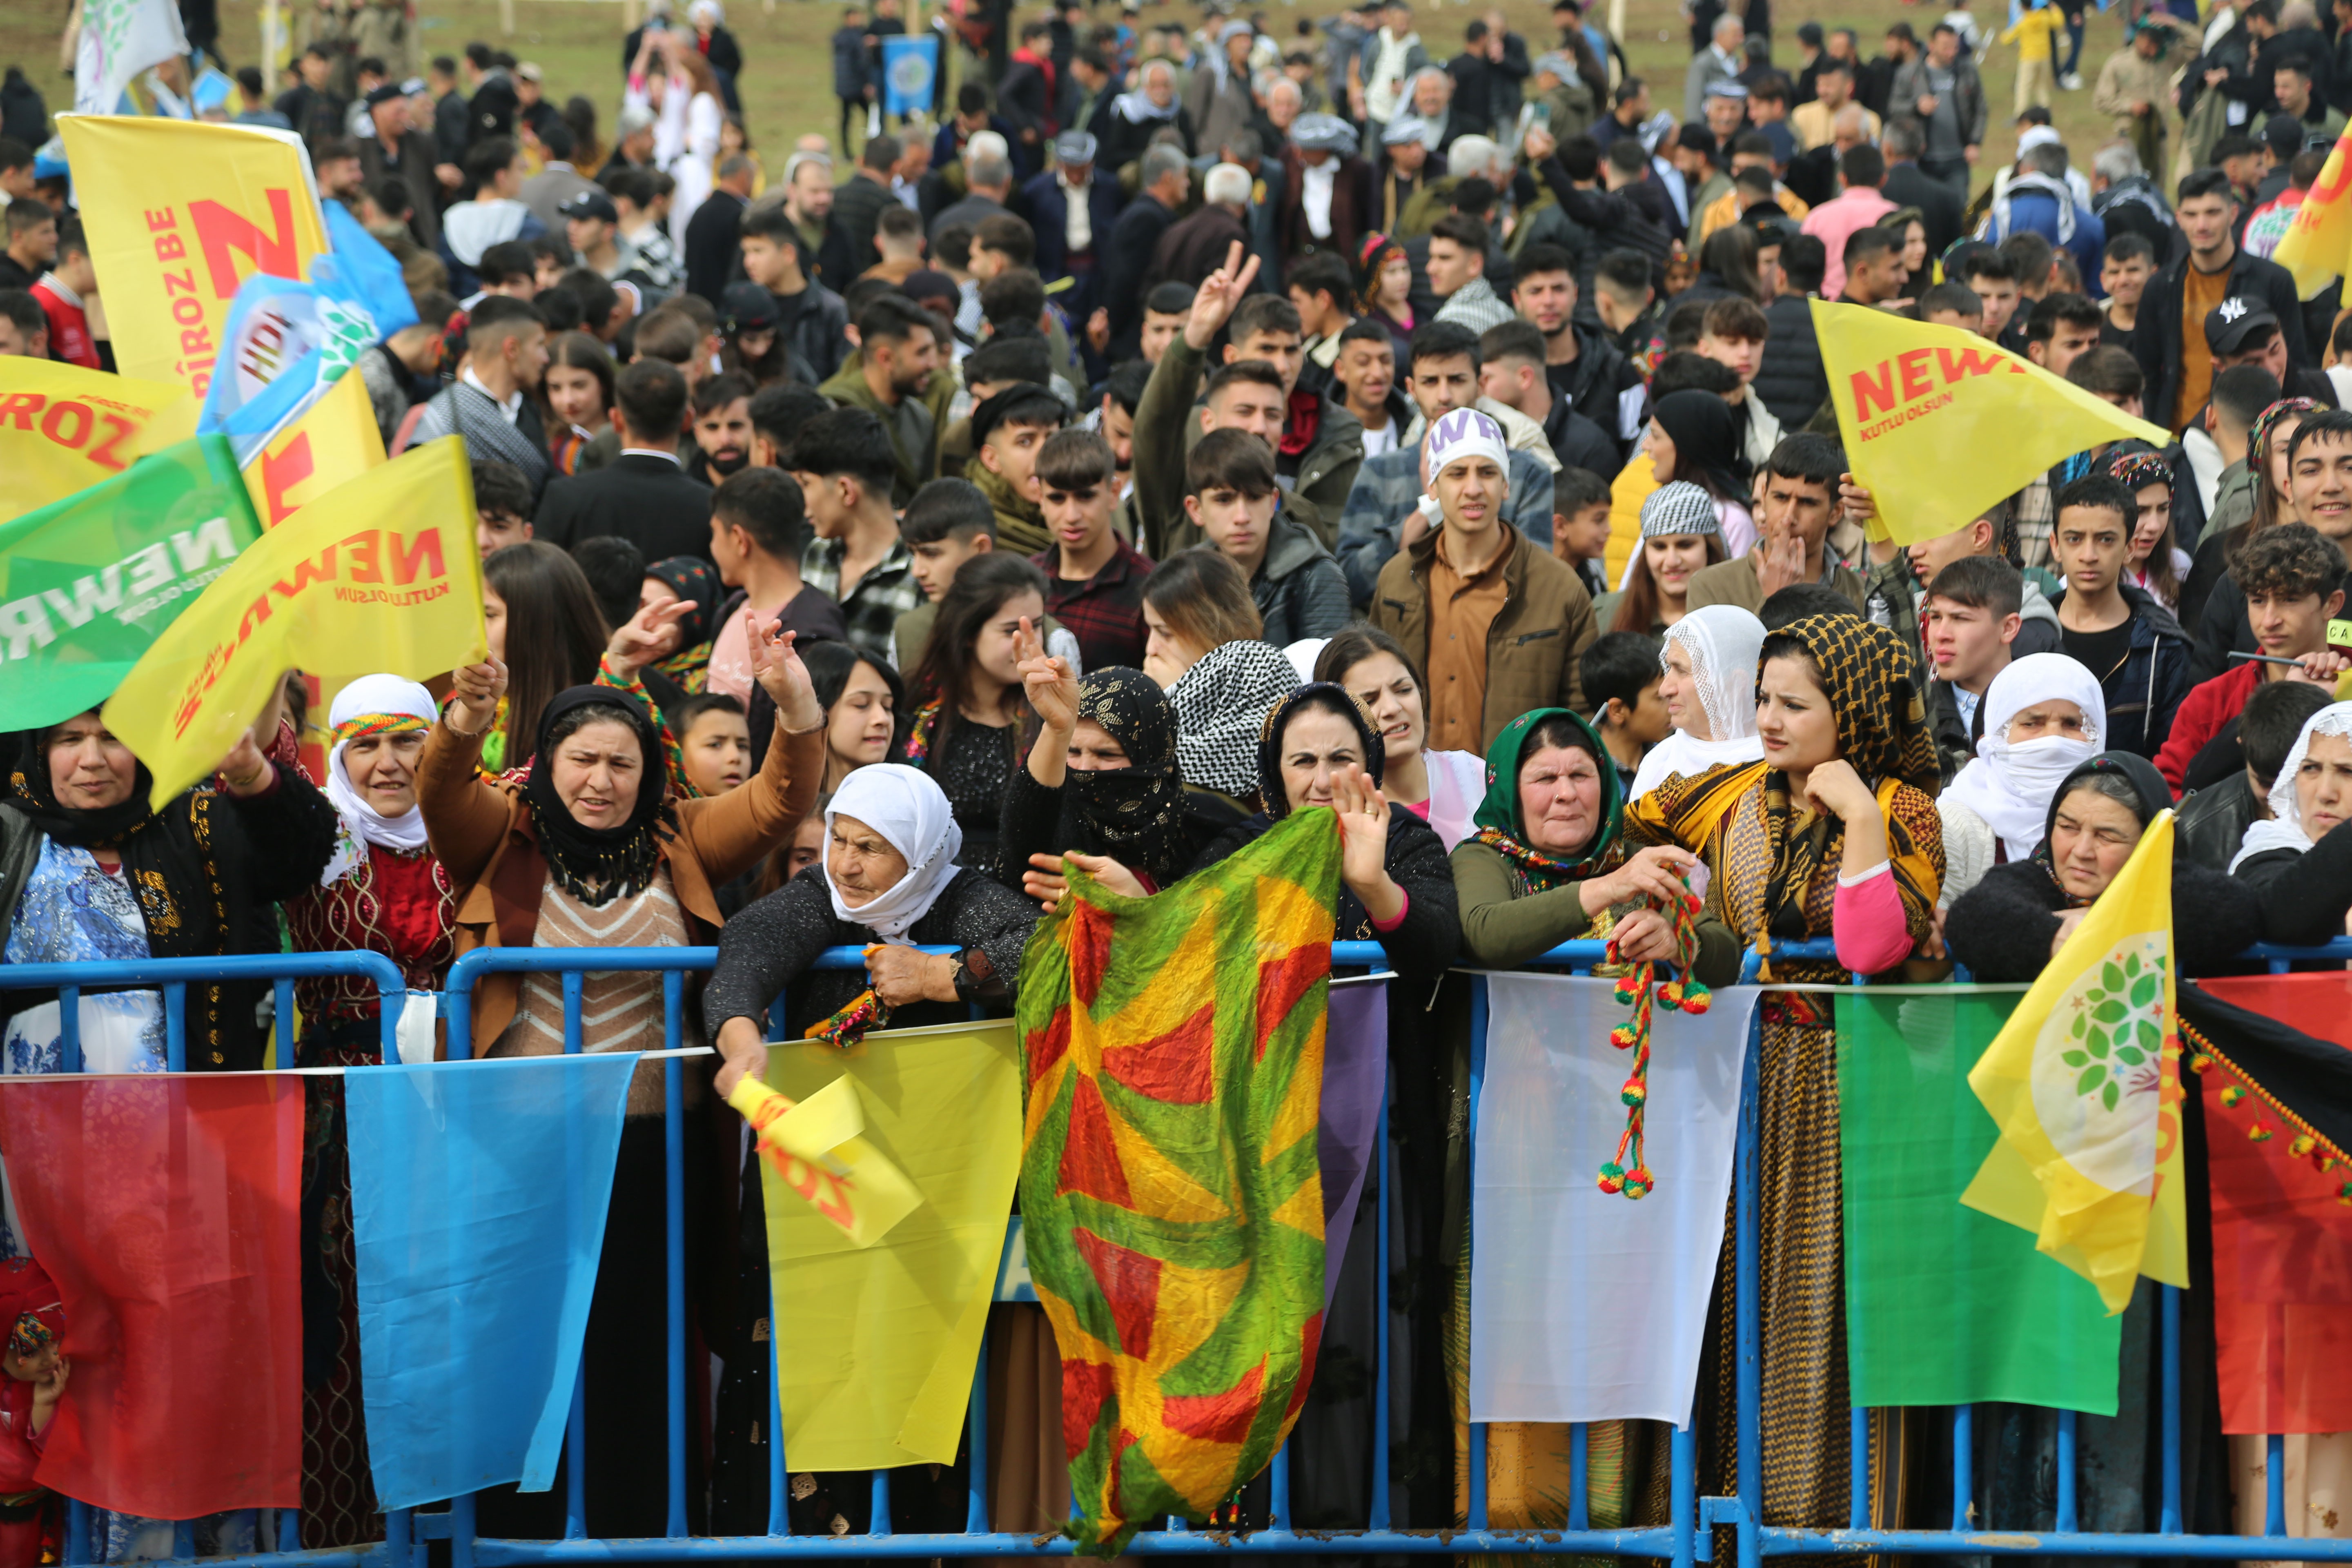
top-left (1367, 406), bottom-right (1596, 751)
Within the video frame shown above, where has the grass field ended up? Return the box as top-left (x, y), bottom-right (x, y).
top-left (0, 0), bottom-right (2145, 202)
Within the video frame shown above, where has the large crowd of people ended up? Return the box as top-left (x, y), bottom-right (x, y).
top-left (1, 0), bottom-right (2351, 1552)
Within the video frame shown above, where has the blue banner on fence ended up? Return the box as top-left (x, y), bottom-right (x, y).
top-left (882, 35), bottom-right (938, 116)
top-left (346, 1054), bottom-right (637, 1510)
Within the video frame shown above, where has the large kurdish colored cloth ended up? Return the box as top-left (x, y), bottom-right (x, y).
top-left (1017, 808), bottom-right (1343, 1554)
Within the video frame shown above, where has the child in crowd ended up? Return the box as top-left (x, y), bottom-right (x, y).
top-left (674, 692), bottom-right (753, 797)
top-left (1552, 466), bottom-right (1615, 601)
top-left (1918, 282), bottom-right (1984, 334)
top-left (0, 1259), bottom-right (63, 1568)
top-left (472, 460), bottom-right (536, 559)
top-left (898, 477), bottom-right (1083, 675)
top-left (1582, 630), bottom-right (1672, 795)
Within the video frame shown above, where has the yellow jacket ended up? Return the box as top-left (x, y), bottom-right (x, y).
top-left (2000, 8), bottom-right (2065, 64)
top-left (1696, 183), bottom-right (1811, 245)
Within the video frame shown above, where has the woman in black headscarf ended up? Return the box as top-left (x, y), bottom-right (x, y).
top-left (999, 635), bottom-right (1243, 907)
top-left (1645, 388), bottom-right (1756, 552)
top-left (1947, 751), bottom-right (2258, 980)
top-left (0, 704), bottom-right (337, 1076)
top-left (637, 555), bottom-right (723, 697)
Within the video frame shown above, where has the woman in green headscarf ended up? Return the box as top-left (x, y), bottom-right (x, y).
top-left (1452, 707), bottom-right (1742, 976)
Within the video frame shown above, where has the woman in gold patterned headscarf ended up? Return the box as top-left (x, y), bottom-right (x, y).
top-left (1624, 611), bottom-right (1944, 1537)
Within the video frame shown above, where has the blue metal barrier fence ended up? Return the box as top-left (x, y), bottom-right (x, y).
top-left (8, 939), bottom-right (2352, 1564)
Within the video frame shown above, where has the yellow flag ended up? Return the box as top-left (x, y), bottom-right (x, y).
top-left (0, 359), bottom-right (198, 523)
top-left (239, 368), bottom-right (386, 527)
top-left (1962, 811), bottom-right (2191, 1313)
top-left (59, 117), bottom-right (332, 396)
top-left (101, 436), bottom-right (486, 807)
top-left (727, 1074), bottom-right (923, 1247)
top-left (1812, 300), bottom-right (2172, 546)
top-left (764, 1019), bottom-right (1023, 1471)
top-left (2274, 127), bottom-right (2352, 298)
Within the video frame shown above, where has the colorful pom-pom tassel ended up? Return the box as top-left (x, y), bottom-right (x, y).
top-left (2249, 1122), bottom-right (2274, 1143)
top-left (2220, 1085), bottom-right (2247, 1107)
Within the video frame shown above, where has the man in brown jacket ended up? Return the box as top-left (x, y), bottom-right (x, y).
top-left (1368, 406), bottom-right (1595, 750)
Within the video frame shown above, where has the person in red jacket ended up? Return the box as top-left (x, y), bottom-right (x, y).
top-left (0, 1257), bottom-right (64, 1568)
top-left (27, 218), bottom-right (97, 370)
top-left (2154, 521), bottom-right (2348, 793)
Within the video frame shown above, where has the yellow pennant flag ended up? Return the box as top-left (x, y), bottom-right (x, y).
top-left (240, 368), bottom-right (386, 527)
top-left (59, 117), bottom-right (331, 396)
top-left (1812, 300), bottom-right (2172, 546)
top-left (1962, 811), bottom-right (2191, 1314)
top-left (101, 436), bottom-right (486, 807)
top-left (0, 359), bottom-right (197, 523)
top-left (763, 1020), bottom-right (1022, 1471)
top-left (728, 1074), bottom-right (923, 1247)
top-left (2274, 127), bottom-right (2352, 298)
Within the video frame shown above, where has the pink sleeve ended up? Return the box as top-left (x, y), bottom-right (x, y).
top-left (1370, 888), bottom-right (1410, 933)
top-left (1833, 864), bottom-right (1916, 975)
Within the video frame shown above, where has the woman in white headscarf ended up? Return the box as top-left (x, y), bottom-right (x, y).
top-left (700, 762), bottom-right (1041, 1535)
top-left (1627, 604), bottom-right (1765, 803)
top-left (1938, 653), bottom-right (2108, 907)
top-left (2232, 700), bottom-right (2352, 944)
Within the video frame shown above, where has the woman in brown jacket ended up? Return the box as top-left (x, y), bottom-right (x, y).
top-left (418, 614), bottom-right (825, 1539)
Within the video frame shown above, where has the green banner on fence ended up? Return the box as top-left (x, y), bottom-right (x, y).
top-left (1840, 990), bottom-right (2123, 1413)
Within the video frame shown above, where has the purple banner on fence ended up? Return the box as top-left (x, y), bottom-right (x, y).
top-left (1317, 978), bottom-right (1388, 1308)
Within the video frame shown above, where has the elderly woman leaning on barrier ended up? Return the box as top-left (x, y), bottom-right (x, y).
top-left (2231, 699), bottom-right (2352, 944)
top-left (1947, 751), bottom-right (2261, 981)
top-left (1454, 706), bottom-right (1743, 979)
top-left (699, 762), bottom-right (1039, 1537)
top-left (418, 613), bottom-right (824, 1542)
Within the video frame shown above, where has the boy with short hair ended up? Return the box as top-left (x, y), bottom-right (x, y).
top-left (1696, 296), bottom-right (1780, 468)
top-left (1917, 281), bottom-right (1983, 332)
top-left (2049, 472), bottom-right (2192, 757)
top-left (472, 459), bottom-right (536, 557)
top-left (1957, 248), bottom-right (2022, 340)
top-left (673, 691), bottom-right (753, 796)
top-left (1581, 629), bottom-right (1671, 794)
top-left (2098, 232), bottom-right (2156, 347)
top-left (896, 477), bottom-right (1083, 670)
top-left (1033, 428), bottom-right (1153, 671)
top-left (1183, 429), bottom-right (1350, 643)
top-left (2154, 522), bottom-right (2350, 791)
top-left (704, 466), bottom-right (849, 701)
top-left (793, 408), bottom-right (922, 666)
top-left (1922, 554), bottom-right (2029, 780)
top-left (1552, 465), bottom-right (1614, 599)
top-left (968, 383), bottom-right (1066, 554)
top-left (1331, 318), bottom-right (1407, 460)
top-left (2175, 678), bottom-right (2338, 868)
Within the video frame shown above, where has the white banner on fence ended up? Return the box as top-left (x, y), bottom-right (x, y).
top-left (1470, 972), bottom-right (1757, 1426)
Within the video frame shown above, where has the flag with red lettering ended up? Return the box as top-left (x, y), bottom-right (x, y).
top-left (2274, 128), bottom-right (2352, 298)
top-left (2182, 976), bottom-right (2352, 1434)
top-left (58, 118), bottom-right (332, 397)
top-left (0, 359), bottom-right (198, 524)
top-left (0, 1074), bottom-right (303, 1518)
top-left (1811, 301), bottom-right (2171, 546)
top-left (102, 436), bottom-right (487, 806)
top-left (0, 435), bottom-right (262, 733)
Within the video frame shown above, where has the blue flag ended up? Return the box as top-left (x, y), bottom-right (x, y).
top-left (347, 1054), bottom-right (637, 1510)
top-left (882, 35), bottom-right (939, 116)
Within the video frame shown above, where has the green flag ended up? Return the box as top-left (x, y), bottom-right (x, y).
top-left (0, 436), bottom-right (261, 733)
top-left (1840, 990), bottom-right (2122, 1413)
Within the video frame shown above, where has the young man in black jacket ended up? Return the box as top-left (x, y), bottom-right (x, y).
top-left (2128, 166), bottom-right (2308, 434)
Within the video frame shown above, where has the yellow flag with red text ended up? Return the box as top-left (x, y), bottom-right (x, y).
top-left (1962, 811), bottom-right (2191, 1314)
top-left (2274, 127), bottom-right (2352, 298)
top-left (101, 437), bottom-right (486, 807)
top-left (59, 117), bottom-right (331, 396)
top-left (0, 359), bottom-right (198, 523)
top-left (1812, 300), bottom-right (2172, 546)
top-left (240, 368), bottom-right (385, 527)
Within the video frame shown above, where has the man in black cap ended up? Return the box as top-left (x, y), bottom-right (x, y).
top-left (561, 188), bottom-right (650, 291)
top-left (1021, 129), bottom-right (1122, 325)
top-left (2208, 294), bottom-right (2337, 405)
top-left (359, 81), bottom-right (441, 252)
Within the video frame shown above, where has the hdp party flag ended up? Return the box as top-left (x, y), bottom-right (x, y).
top-left (73, 0), bottom-right (188, 116)
top-left (2179, 975), bottom-right (2352, 1435)
top-left (102, 436), bottom-right (486, 807)
top-left (728, 1072), bottom-right (923, 1248)
top-left (2274, 129), bottom-right (2352, 298)
top-left (0, 1075), bottom-right (303, 1518)
top-left (1963, 811), bottom-right (2190, 1314)
top-left (1813, 300), bottom-right (2171, 546)
top-left (0, 358), bottom-right (198, 524)
top-left (1018, 808), bottom-right (1340, 1555)
top-left (763, 1020), bottom-right (1023, 1471)
top-left (1471, 972), bottom-right (1756, 1426)
top-left (0, 435), bottom-right (262, 734)
top-left (240, 367), bottom-right (386, 528)
top-left (347, 1054), bottom-right (636, 1508)
top-left (1841, 991), bottom-right (2121, 1412)
top-left (59, 118), bottom-right (331, 396)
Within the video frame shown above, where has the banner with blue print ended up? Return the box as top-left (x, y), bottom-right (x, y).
top-left (347, 1054), bottom-right (637, 1510)
top-left (882, 36), bottom-right (939, 117)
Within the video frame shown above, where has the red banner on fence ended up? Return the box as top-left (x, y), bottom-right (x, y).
top-left (0, 1074), bottom-right (303, 1516)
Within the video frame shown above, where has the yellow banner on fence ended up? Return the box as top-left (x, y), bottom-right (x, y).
top-left (1811, 300), bottom-right (2172, 546)
top-left (0, 358), bottom-right (197, 523)
top-left (764, 1020), bottom-right (1023, 1472)
top-left (59, 116), bottom-right (331, 396)
top-left (1963, 811), bottom-right (2191, 1314)
top-left (102, 437), bottom-right (486, 806)
top-left (240, 368), bottom-right (386, 527)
